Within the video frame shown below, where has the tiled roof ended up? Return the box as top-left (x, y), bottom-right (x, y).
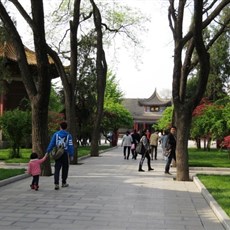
top-left (0, 41), bottom-right (54, 65)
top-left (138, 89), bottom-right (171, 106)
top-left (122, 96), bottom-right (169, 124)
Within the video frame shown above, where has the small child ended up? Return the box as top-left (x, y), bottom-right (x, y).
top-left (27, 152), bottom-right (48, 191)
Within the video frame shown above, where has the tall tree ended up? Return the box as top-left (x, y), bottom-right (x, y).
top-left (89, 0), bottom-right (107, 156)
top-left (168, 0), bottom-right (230, 181)
top-left (0, 0), bottom-right (52, 175)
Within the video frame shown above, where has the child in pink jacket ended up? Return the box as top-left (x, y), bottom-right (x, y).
top-left (27, 152), bottom-right (48, 191)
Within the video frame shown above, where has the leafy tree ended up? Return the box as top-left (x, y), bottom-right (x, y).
top-left (191, 98), bottom-right (230, 150)
top-left (154, 106), bottom-right (173, 131)
top-left (0, 109), bottom-right (31, 158)
top-left (168, 0), bottom-right (230, 181)
top-left (49, 84), bottom-right (64, 112)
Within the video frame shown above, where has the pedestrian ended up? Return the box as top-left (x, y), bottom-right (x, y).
top-left (160, 130), bottom-right (169, 160)
top-left (131, 129), bottom-right (140, 159)
top-left (164, 126), bottom-right (177, 175)
top-left (138, 130), bottom-right (154, 172)
top-left (121, 131), bottom-right (133, 160)
top-left (27, 152), bottom-right (48, 191)
top-left (46, 121), bottom-right (74, 190)
top-left (149, 130), bottom-right (159, 160)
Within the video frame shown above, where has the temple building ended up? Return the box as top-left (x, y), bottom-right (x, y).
top-left (0, 41), bottom-right (57, 146)
top-left (122, 89), bottom-right (172, 132)
top-left (0, 41), bottom-right (57, 115)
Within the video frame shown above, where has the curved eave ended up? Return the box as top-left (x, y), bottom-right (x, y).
top-left (0, 42), bottom-right (54, 65)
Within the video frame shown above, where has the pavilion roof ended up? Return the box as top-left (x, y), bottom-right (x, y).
top-left (0, 41), bottom-right (54, 65)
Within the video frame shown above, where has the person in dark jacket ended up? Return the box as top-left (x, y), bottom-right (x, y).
top-left (131, 129), bottom-right (140, 159)
top-left (164, 126), bottom-right (177, 175)
top-left (138, 130), bottom-right (154, 172)
top-left (46, 121), bottom-right (74, 190)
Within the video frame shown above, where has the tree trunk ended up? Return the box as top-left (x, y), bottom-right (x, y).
top-left (31, 96), bottom-right (52, 176)
top-left (90, 0), bottom-right (107, 157)
top-left (174, 104), bottom-right (193, 181)
top-left (65, 91), bottom-right (78, 164)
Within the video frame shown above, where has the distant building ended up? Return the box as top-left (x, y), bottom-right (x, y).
top-left (122, 89), bottom-right (171, 132)
top-left (0, 41), bottom-right (57, 146)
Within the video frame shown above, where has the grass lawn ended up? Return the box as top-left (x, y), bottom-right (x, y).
top-left (0, 145), bottom-right (111, 163)
top-left (197, 174), bottom-right (230, 217)
top-left (188, 148), bottom-right (230, 168)
top-left (0, 168), bottom-right (26, 181)
top-left (0, 145), bottom-right (111, 181)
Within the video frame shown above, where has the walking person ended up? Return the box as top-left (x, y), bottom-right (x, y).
top-left (150, 130), bottom-right (159, 160)
top-left (138, 130), bottom-right (153, 172)
top-left (160, 130), bottom-right (169, 160)
top-left (131, 129), bottom-right (140, 159)
top-left (46, 121), bottom-right (74, 190)
top-left (164, 126), bottom-right (177, 175)
top-left (121, 131), bottom-right (133, 160)
top-left (27, 152), bottom-right (48, 191)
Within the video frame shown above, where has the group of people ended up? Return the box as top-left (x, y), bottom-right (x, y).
top-left (27, 123), bottom-right (177, 191)
top-left (121, 126), bottom-right (177, 174)
top-left (27, 121), bottom-right (74, 191)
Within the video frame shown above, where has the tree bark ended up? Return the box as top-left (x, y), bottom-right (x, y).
top-left (174, 104), bottom-right (193, 181)
top-left (0, 1), bottom-right (52, 175)
top-left (90, 0), bottom-right (107, 157)
top-left (168, 0), bottom-right (229, 181)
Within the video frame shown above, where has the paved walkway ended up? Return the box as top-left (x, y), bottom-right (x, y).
top-left (0, 147), bottom-right (229, 230)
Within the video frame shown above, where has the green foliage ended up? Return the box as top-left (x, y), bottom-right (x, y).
top-left (0, 109), bottom-right (31, 158)
top-left (102, 73), bottom-right (132, 133)
top-left (103, 99), bottom-right (133, 131)
top-left (49, 84), bottom-right (64, 112)
top-left (104, 71), bottom-right (123, 103)
top-left (191, 99), bottom-right (230, 141)
top-left (154, 106), bottom-right (173, 131)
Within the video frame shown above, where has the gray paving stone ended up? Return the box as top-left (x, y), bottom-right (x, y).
top-left (0, 146), bottom-right (229, 230)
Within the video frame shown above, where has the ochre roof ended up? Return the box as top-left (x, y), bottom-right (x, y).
top-left (0, 42), bottom-right (54, 65)
top-left (138, 89), bottom-right (171, 106)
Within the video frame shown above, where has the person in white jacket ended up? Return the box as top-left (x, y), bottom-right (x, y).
top-left (121, 131), bottom-right (133, 160)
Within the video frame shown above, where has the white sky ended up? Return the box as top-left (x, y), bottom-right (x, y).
top-left (11, 0), bottom-right (177, 99)
top-left (106, 0), bottom-right (174, 99)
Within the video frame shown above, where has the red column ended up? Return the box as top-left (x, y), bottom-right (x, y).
top-left (0, 94), bottom-right (3, 116)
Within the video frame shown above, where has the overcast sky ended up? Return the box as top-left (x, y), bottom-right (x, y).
top-left (106, 0), bottom-right (174, 99)
top-left (11, 0), bottom-right (184, 99)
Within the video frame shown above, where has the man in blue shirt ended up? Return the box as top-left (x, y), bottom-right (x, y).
top-left (46, 121), bottom-right (74, 190)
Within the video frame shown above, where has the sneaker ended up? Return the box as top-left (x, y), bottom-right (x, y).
top-left (138, 169), bottom-right (145, 172)
top-left (54, 184), bottom-right (60, 190)
top-left (148, 168), bottom-right (154, 171)
top-left (164, 171), bottom-right (172, 175)
top-left (62, 183), bottom-right (69, 188)
top-left (34, 185), bottom-right (39, 191)
top-left (30, 184), bottom-right (35, 189)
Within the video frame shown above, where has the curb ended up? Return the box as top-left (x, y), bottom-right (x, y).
top-left (193, 176), bottom-right (230, 230)
top-left (0, 173), bottom-right (30, 187)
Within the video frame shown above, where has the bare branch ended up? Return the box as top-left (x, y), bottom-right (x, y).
top-left (9, 0), bottom-right (34, 29)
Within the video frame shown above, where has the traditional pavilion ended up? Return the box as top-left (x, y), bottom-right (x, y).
top-left (0, 41), bottom-right (57, 115)
top-left (122, 89), bottom-right (172, 132)
top-left (0, 41), bottom-right (58, 146)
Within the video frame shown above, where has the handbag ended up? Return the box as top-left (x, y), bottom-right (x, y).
top-left (131, 143), bottom-right (135, 150)
top-left (164, 147), bottom-right (171, 157)
top-left (135, 142), bottom-right (144, 155)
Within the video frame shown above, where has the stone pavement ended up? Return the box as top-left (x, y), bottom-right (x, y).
top-left (0, 147), bottom-right (229, 230)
